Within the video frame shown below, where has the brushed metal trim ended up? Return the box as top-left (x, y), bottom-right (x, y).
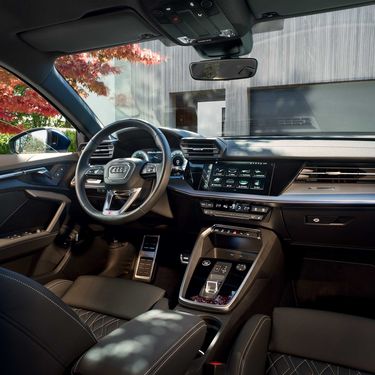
top-left (168, 179), bottom-right (375, 205)
top-left (133, 235), bottom-right (160, 282)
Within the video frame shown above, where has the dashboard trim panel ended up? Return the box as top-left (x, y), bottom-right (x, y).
top-left (168, 178), bottom-right (375, 205)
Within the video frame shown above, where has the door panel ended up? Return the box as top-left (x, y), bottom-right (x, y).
top-left (0, 153), bottom-right (77, 275)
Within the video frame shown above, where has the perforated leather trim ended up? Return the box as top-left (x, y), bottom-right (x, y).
top-left (73, 308), bottom-right (126, 340)
top-left (267, 353), bottom-right (372, 375)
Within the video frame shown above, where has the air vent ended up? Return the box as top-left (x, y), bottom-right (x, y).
top-left (296, 165), bottom-right (375, 184)
top-left (180, 138), bottom-right (225, 159)
top-left (79, 140), bottom-right (114, 160)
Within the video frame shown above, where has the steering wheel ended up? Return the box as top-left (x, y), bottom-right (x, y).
top-left (75, 119), bottom-right (171, 224)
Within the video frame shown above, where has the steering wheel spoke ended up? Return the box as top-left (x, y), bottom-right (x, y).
top-left (102, 188), bottom-right (142, 216)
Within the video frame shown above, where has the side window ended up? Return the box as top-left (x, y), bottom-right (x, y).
top-left (0, 67), bottom-right (77, 154)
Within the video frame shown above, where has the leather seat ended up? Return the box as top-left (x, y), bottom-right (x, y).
top-left (228, 308), bottom-right (375, 375)
top-left (0, 267), bottom-right (168, 374)
top-left (45, 275), bottom-right (168, 339)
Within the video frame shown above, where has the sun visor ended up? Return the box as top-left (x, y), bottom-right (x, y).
top-left (19, 9), bottom-right (159, 54)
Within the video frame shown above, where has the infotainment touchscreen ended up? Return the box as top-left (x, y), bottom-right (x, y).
top-left (199, 161), bottom-right (274, 195)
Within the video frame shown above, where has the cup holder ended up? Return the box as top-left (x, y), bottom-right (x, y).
top-left (200, 317), bottom-right (221, 354)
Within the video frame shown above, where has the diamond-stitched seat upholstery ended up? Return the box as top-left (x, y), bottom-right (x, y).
top-left (266, 353), bottom-right (371, 375)
top-left (45, 275), bottom-right (167, 341)
top-left (227, 308), bottom-right (375, 375)
top-left (72, 308), bottom-right (126, 340)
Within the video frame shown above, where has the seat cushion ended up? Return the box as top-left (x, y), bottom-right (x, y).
top-left (269, 308), bottom-right (375, 374)
top-left (45, 275), bottom-right (166, 339)
top-left (228, 308), bottom-right (375, 375)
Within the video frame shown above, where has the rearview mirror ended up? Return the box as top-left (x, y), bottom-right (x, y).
top-left (190, 58), bottom-right (258, 81)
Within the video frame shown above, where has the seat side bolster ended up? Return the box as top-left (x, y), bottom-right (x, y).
top-left (45, 279), bottom-right (73, 298)
top-left (226, 315), bottom-right (271, 375)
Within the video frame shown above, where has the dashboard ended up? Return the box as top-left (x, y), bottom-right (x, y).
top-left (78, 127), bottom-right (375, 250)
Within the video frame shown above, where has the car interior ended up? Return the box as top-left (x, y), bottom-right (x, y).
top-left (1, 0), bottom-right (375, 374)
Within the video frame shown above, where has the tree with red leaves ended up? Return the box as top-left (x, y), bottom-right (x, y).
top-left (0, 44), bottom-right (163, 134)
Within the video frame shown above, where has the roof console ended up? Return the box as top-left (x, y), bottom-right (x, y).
top-left (142, 0), bottom-right (254, 57)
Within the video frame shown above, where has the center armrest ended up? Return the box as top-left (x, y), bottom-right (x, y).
top-left (73, 309), bottom-right (207, 375)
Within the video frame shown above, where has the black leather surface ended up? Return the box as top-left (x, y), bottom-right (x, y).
top-left (228, 308), bottom-right (375, 375)
top-left (61, 275), bottom-right (166, 320)
top-left (0, 267), bottom-right (96, 375)
top-left (44, 278), bottom-right (73, 298)
top-left (73, 308), bottom-right (127, 340)
top-left (266, 353), bottom-right (372, 375)
top-left (227, 314), bottom-right (271, 375)
top-left (73, 309), bottom-right (207, 375)
top-left (269, 308), bottom-right (375, 374)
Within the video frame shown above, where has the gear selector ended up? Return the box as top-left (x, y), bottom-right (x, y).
top-left (199, 261), bottom-right (232, 299)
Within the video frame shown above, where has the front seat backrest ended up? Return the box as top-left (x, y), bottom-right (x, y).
top-left (0, 267), bottom-right (97, 375)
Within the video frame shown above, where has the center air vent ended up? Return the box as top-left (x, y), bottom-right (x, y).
top-left (296, 165), bottom-right (375, 184)
top-left (180, 138), bottom-right (225, 159)
top-left (79, 140), bottom-right (114, 160)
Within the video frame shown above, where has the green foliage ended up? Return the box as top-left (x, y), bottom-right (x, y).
top-left (11, 113), bottom-right (73, 130)
top-left (62, 129), bottom-right (78, 152)
top-left (0, 134), bottom-right (12, 154)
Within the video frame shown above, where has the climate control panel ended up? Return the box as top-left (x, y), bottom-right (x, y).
top-left (200, 199), bottom-right (270, 221)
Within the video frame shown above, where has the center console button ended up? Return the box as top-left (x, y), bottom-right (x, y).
top-left (200, 200), bottom-right (213, 208)
top-left (236, 264), bottom-right (247, 272)
top-left (249, 214), bottom-right (264, 221)
top-left (251, 205), bottom-right (269, 213)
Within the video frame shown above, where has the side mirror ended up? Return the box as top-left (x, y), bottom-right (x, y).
top-left (9, 128), bottom-right (71, 154)
top-left (190, 58), bottom-right (258, 81)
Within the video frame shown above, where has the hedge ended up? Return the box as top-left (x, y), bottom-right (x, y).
top-left (0, 134), bottom-right (12, 154)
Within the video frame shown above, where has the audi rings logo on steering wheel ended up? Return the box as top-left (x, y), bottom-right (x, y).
top-left (108, 163), bottom-right (131, 179)
top-left (110, 166), bottom-right (126, 174)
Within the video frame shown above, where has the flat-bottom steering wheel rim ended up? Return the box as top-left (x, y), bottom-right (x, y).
top-left (75, 119), bottom-right (171, 224)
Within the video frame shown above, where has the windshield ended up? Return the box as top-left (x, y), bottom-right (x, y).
top-left (56, 4), bottom-right (375, 138)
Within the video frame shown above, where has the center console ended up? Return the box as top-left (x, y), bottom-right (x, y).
top-left (179, 224), bottom-right (282, 313)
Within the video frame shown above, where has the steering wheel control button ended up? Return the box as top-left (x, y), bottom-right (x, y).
top-left (142, 164), bottom-right (157, 175)
top-left (202, 259), bottom-right (211, 266)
